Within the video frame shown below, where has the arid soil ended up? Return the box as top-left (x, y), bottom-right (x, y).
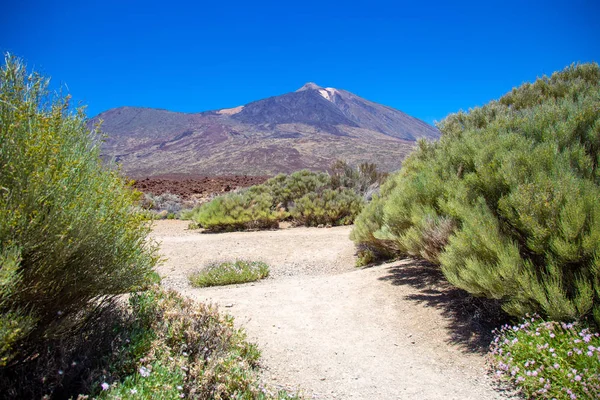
top-left (152, 220), bottom-right (512, 400)
top-left (133, 175), bottom-right (270, 199)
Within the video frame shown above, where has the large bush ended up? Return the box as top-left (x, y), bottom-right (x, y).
top-left (0, 55), bottom-right (159, 365)
top-left (352, 63), bottom-right (600, 324)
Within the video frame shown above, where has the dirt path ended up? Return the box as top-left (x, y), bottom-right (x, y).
top-left (152, 220), bottom-right (509, 400)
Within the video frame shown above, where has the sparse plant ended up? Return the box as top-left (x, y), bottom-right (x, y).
top-left (0, 287), bottom-right (298, 399)
top-left (190, 260), bottom-right (270, 287)
top-left (490, 316), bottom-right (600, 399)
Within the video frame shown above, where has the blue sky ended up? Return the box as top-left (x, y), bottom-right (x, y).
top-left (1, 0), bottom-right (598, 125)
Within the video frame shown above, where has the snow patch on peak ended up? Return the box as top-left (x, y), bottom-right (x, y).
top-left (318, 88), bottom-right (338, 102)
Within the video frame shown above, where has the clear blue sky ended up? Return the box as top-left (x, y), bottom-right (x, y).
top-left (2, 0), bottom-right (598, 125)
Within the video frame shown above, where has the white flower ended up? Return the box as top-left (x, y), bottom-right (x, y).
top-left (139, 366), bottom-right (151, 377)
top-left (101, 382), bottom-right (110, 391)
top-left (130, 388), bottom-right (138, 394)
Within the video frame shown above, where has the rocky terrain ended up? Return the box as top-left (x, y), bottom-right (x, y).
top-left (91, 83), bottom-right (439, 177)
top-left (133, 175), bottom-right (269, 199)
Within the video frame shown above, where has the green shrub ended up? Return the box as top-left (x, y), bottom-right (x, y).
top-left (330, 159), bottom-right (387, 199)
top-left (490, 316), bottom-right (600, 399)
top-left (193, 191), bottom-right (284, 232)
top-left (0, 55), bottom-right (159, 365)
top-left (350, 175), bottom-right (399, 265)
top-left (191, 165), bottom-right (384, 232)
top-left (254, 170), bottom-right (331, 209)
top-left (351, 63), bottom-right (600, 324)
top-left (190, 260), bottom-right (270, 287)
top-left (289, 188), bottom-right (364, 227)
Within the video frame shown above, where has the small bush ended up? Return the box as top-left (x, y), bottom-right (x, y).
top-left (330, 160), bottom-right (387, 199)
top-left (190, 260), bottom-right (270, 287)
top-left (141, 192), bottom-right (183, 214)
top-left (490, 316), bottom-right (600, 399)
top-left (289, 188), bottom-right (364, 227)
top-left (193, 192), bottom-right (283, 232)
top-left (255, 170), bottom-right (331, 209)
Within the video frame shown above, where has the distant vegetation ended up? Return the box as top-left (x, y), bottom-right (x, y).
top-left (189, 162), bottom-right (386, 232)
top-left (352, 62), bottom-right (600, 399)
top-left (190, 260), bottom-right (270, 287)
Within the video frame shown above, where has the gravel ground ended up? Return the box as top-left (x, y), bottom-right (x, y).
top-left (151, 220), bottom-right (514, 400)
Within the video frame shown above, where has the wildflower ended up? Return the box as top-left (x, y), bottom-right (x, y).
top-left (139, 366), bottom-right (151, 377)
top-left (130, 389), bottom-right (138, 394)
top-left (553, 363), bottom-right (560, 369)
top-left (101, 382), bottom-right (110, 391)
top-left (575, 375), bottom-right (582, 381)
top-left (177, 386), bottom-right (183, 391)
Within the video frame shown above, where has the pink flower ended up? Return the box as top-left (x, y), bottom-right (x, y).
top-left (101, 382), bottom-right (109, 391)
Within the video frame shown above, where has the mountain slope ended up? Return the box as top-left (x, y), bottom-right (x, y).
top-left (91, 83), bottom-right (439, 177)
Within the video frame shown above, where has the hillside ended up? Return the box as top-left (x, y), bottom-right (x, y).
top-left (91, 83), bottom-right (439, 177)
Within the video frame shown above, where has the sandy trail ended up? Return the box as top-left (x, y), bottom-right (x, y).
top-left (152, 220), bottom-right (509, 400)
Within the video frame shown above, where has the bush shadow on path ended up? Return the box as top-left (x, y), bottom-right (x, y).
top-left (379, 259), bottom-right (510, 354)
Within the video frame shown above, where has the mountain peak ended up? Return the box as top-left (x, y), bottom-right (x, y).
top-left (296, 82), bottom-right (322, 92)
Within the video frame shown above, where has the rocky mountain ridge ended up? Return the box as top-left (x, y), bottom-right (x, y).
top-left (91, 83), bottom-right (439, 177)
